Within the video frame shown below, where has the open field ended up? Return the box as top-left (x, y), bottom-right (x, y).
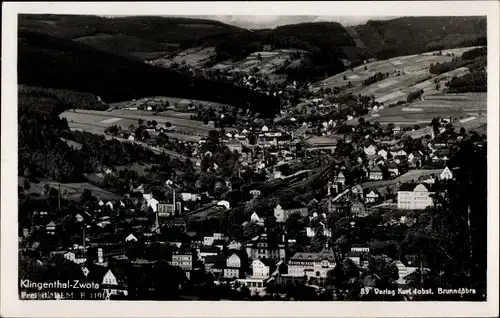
top-left (61, 109), bottom-right (210, 136)
top-left (422, 46), bottom-right (484, 57)
top-left (109, 96), bottom-right (233, 111)
top-left (319, 52), bottom-right (454, 88)
top-left (211, 49), bottom-right (304, 76)
top-left (348, 93), bottom-right (486, 128)
top-left (149, 46), bottom-right (216, 68)
top-left (19, 177), bottom-right (121, 201)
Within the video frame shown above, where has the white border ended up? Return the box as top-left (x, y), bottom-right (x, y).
top-left (2, 2), bottom-right (499, 317)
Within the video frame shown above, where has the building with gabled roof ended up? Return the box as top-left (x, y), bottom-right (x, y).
top-left (397, 183), bottom-right (445, 210)
top-left (274, 201), bottom-right (308, 223)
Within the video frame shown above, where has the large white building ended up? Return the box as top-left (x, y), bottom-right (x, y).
top-left (397, 183), bottom-right (443, 210)
top-left (285, 252), bottom-right (336, 282)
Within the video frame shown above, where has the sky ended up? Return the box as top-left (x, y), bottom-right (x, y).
top-left (190, 15), bottom-right (398, 29)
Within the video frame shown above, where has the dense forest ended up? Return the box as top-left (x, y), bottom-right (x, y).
top-left (439, 47), bottom-right (488, 93)
top-left (429, 47), bottom-right (486, 75)
top-left (354, 17), bottom-right (487, 60)
top-left (18, 14), bottom-right (241, 59)
top-left (18, 30), bottom-right (280, 118)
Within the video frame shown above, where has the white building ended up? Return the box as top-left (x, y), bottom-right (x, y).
top-left (226, 253), bottom-right (242, 268)
top-left (378, 149), bottom-right (388, 159)
top-left (305, 223), bottom-right (332, 238)
top-left (125, 233), bottom-right (138, 242)
top-left (397, 183), bottom-right (441, 210)
top-left (351, 245), bottom-right (370, 253)
top-left (217, 200), bottom-right (231, 210)
top-left (364, 145), bottom-right (377, 156)
top-left (252, 259), bottom-right (274, 278)
top-left (204, 233), bottom-right (225, 246)
top-left (250, 212), bottom-right (265, 225)
top-left (146, 197), bottom-right (159, 212)
top-left (439, 166), bottom-right (453, 180)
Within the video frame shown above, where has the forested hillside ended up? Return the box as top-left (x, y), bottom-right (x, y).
top-left (19, 15), bottom-right (488, 84)
top-left (18, 14), bottom-right (241, 59)
top-left (18, 86), bottom-right (182, 183)
top-left (354, 16), bottom-right (487, 59)
top-left (18, 30), bottom-right (280, 117)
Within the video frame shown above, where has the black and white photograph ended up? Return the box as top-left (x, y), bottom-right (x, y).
top-left (1, 1), bottom-right (499, 317)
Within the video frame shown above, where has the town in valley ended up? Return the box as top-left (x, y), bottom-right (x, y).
top-left (17, 14), bottom-right (488, 301)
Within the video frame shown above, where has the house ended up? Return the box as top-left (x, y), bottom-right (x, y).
top-left (351, 244), bottom-right (370, 253)
top-left (387, 162), bottom-right (399, 177)
top-left (250, 212), bottom-right (265, 225)
top-left (365, 190), bottom-right (380, 204)
top-left (124, 233), bottom-right (138, 243)
top-left (274, 202), bottom-right (308, 223)
top-left (222, 251), bottom-right (245, 279)
top-left (223, 267), bottom-right (241, 279)
top-left (377, 149), bottom-right (388, 159)
top-left (226, 139), bottom-right (242, 153)
top-left (181, 193), bottom-right (201, 202)
top-left (157, 202), bottom-right (181, 216)
top-left (204, 233), bottom-right (226, 246)
top-left (351, 185), bottom-right (364, 198)
top-left (249, 189), bottom-right (262, 198)
top-left (142, 192), bottom-right (153, 200)
top-left (327, 181), bottom-right (341, 196)
top-left (91, 267), bottom-right (128, 298)
top-left (199, 245), bottom-right (220, 260)
top-left (169, 249), bottom-right (197, 273)
top-left (364, 145), bottom-right (377, 156)
top-left (244, 233), bottom-right (286, 261)
top-left (217, 200), bottom-right (231, 210)
top-left (226, 253), bottom-right (242, 268)
top-left (146, 197), bottom-right (159, 212)
top-left (252, 258), bottom-right (276, 278)
top-left (439, 166), bottom-right (453, 180)
top-left (236, 277), bottom-right (267, 296)
top-left (335, 171), bottom-right (346, 186)
top-left (282, 251), bottom-right (336, 284)
top-left (369, 166), bottom-right (383, 180)
top-left (46, 221), bottom-right (56, 234)
top-left (397, 183), bottom-right (444, 210)
top-left (305, 222), bottom-right (332, 237)
top-left (328, 201), bottom-right (350, 214)
top-left (63, 249), bottom-right (86, 264)
top-left (346, 251), bottom-right (365, 266)
top-left (228, 240), bottom-right (242, 250)
top-left (351, 201), bottom-right (367, 217)
top-left (393, 260), bottom-right (419, 285)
